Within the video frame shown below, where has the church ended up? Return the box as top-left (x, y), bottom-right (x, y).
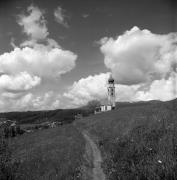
top-left (95, 74), bottom-right (116, 113)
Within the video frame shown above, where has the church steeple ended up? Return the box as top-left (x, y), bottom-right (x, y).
top-left (107, 74), bottom-right (116, 109)
top-left (108, 74), bottom-right (114, 83)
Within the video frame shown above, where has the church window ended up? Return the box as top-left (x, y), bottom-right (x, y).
top-left (111, 89), bottom-right (114, 96)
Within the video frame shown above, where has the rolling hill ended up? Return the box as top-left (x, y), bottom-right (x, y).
top-left (0, 108), bottom-right (91, 124)
top-left (1, 99), bottom-right (177, 180)
top-left (5, 124), bottom-right (85, 180)
top-left (75, 99), bottom-right (177, 180)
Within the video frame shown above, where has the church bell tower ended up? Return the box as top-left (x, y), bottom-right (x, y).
top-left (108, 74), bottom-right (116, 109)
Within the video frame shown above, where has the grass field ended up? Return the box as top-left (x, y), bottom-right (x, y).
top-left (8, 124), bottom-right (85, 180)
top-left (1, 99), bottom-right (177, 180)
top-left (75, 99), bottom-right (177, 180)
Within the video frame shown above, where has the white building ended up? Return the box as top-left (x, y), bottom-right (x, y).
top-left (95, 74), bottom-right (116, 113)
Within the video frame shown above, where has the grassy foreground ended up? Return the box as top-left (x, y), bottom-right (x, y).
top-left (8, 124), bottom-right (85, 180)
top-left (76, 100), bottom-right (177, 180)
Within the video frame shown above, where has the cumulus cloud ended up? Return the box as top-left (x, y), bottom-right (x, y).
top-left (0, 5), bottom-right (77, 112)
top-left (18, 5), bottom-right (49, 41)
top-left (135, 74), bottom-right (177, 101)
top-left (18, 5), bottom-right (61, 48)
top-left (0, 91), bottom-right (61, 112)
top-left (0, 47), bottom-right (77, 78)
top-left (64, 73), bottom-right (110, 107)
top-left (100, 26), bottom-right (177, 85)
top-left (64, 73), bottom-right (142, 107)
top-left (65, 27), bottom-right (177, 107)
top-left (65, 72), bottom-right (177, 107)
top-left (54, 6), bottom-right (69, 28)
top-left (3, 5), bottom-right (77, 79)
top-left (0, 72), bottom-right (40, 91)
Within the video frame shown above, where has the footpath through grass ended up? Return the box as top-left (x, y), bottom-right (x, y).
top-left (8, 124), bottom-right (85, 180)
top-left (76, 100), bottom-right (177, 180)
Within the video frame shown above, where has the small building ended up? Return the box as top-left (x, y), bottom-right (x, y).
top-left (95, 103), bottom-right (113, 114)
top-left (100, 104), bottom-right (112, 111)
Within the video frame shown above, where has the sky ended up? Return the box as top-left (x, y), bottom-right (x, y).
top-left (0, 0), bottom-right (177, 111)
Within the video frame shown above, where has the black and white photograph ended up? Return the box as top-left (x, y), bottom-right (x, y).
top-left (0, 0), bottom-right (177, 179)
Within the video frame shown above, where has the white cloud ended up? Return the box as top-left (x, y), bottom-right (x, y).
top-left (63, 72), bottom-right (140, 107)
top-left (0, 47), bottom-right (77, 78)
top-left (116, 84), bottom-right (141, 102)
top-left (65, 72), bottom-right (177, 107)
top-left (2, 17), bottom-right (177, 111)
top-left (65, 25), bottom-right (177, 107)
top-left (18, 5), bottom-right (62, 48)
top-left (64, 73), bottom-right (110, 107)
top-left (21, 91), bottom-right (61, 110)
top-left (0, 5), bottom-right (77, 112)
top-left (18, 5), bottom-right (49, 41)
top-left (135, 74), bottom-right (177, 101)
top-left (100, 26), bottom-right (177, 85)
top-left (54, 6), bottom-right (69, 28)
top-left (0, 72), bottom-right (41, 91)
top-left (65, 26), bottom-right (177, 107)
top-left (0, 91), bottom-right (61, 112)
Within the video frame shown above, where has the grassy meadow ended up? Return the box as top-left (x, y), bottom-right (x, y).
top-left (1, 99), bottom-right (177, 180)
top-left (76, 99), bottom-right (177, 180)
top-left (6, 124), bottom-right (85, 180)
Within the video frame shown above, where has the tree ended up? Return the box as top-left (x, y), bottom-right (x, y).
top-left (85, 100), bottom-right (101, 113)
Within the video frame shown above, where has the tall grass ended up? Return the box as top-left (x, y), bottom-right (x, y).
top-left (0, 132), bottom-right (20, 180)
top-left (8, 124), bottom-right (85, 180)
top-left (76, 100), bottom-right (177, 180)
top-left (105, 113), bottom-right (177, 179)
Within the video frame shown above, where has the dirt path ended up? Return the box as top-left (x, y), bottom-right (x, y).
top-left (82, 130), bottom-right (106, 180)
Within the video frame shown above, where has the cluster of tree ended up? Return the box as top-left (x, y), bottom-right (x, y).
top-left (82, 100), bottom-right (101, 113)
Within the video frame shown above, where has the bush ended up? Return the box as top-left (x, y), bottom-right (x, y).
top-left (85, 100), bottom-right (101, 113)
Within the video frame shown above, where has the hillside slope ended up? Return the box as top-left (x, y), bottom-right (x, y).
top-left (8, 124), bottom-right (85, 180)
top-left (76, 99), bottom-right (177, 180)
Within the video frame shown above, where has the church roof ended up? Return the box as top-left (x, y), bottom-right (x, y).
top-left (100, 99), bottom-right (112, 106)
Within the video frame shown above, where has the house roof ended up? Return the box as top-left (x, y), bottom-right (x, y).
top-left (100, 99), bottom-right (111, 106)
